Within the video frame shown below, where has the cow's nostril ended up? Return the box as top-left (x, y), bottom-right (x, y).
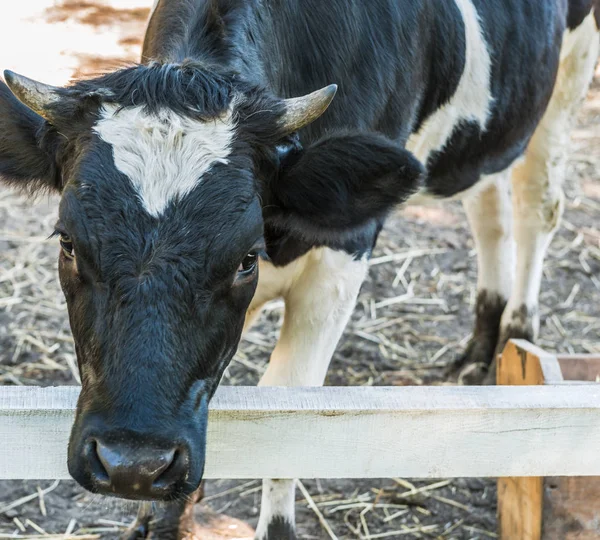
top-left (153, 447), bottom-right (189, 489)
top-left (90, 439), bottom-right (184, 499)
top-left (85, 439), bottom-right (110, 485)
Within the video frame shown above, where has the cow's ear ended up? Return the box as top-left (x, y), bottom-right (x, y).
top-left (0, 78), bottom-right (61, 193)
top-left (266, 132), bottom-right (423, 238)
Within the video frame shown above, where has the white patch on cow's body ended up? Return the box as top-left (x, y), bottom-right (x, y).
top-left (255, 479), bottom-right (296, 539)
top-left (405, 0), bottom-right (492, 167)
top-left (252, 248), bottom-right (368, 387)
top-left (462, 171), bottom-right (514, 299)
top-left (246, 248), bottom-right (368, 533)
top-left (501, 11), bottom-right (599, 337)
top-left (94, 105), bottom-right (235, 216)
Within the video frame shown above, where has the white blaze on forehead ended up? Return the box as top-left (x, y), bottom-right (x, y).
top-left (94, 104), bottom-right (236, 216)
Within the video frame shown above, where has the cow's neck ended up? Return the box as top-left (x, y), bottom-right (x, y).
top-left (142, 0), bottom-right (473, 147)
top-left (142, 0), bottom-right (267, 84)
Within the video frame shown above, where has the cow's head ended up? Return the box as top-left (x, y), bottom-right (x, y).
top-left (0, 63), bottom-right (422, 501)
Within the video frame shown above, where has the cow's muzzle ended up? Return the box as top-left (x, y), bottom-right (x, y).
top-left (67, 396), bottom-right (209, 501)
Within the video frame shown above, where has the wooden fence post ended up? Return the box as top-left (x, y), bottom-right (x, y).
top-left (496, 339), bottom-right (561, 540)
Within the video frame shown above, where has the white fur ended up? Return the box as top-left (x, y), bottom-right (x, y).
top-left (94, 105), bottom-right (236, 217)
top-left (255, 248), bottom-right (368, 387)
top-left (255, 479), bottom-right (296, 539)
top-left (246, 248), bottom-right (368, 534)
top-left (463, 171), bottom-right (515, 299)
top-left (406, 0), bottom-right (492, 166)
top-left (501, 12), bottom-right (599, 336)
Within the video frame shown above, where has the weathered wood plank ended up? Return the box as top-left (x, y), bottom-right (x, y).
top-left (1, 384), bottom-right (600, 480)
top-left (498, 339), bottom-right (563, 385)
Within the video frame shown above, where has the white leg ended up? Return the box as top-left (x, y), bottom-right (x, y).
top-left (456, 172), bottom-right (514, 384)
top-left (255, 479), bottom-right (297, 540)
top-left (254, 247), bottom-right (368, 540)
top-left (500, 13), bottom-right (599, 349)
top-left (464, 173), bottom-right (515, 301)
top-left (243, 258), bottom-right (291, 333)
top-left (501, 158), bottom-right (563, 343)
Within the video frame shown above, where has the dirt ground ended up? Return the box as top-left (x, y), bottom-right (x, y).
top-left (1, 2), bottom-right (600, 539)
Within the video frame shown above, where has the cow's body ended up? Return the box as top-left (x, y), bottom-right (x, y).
top-left (139, 1), bottom-right (599, 537)
top-left (0, 0), bottom-right (598, 538)
top-left (145, 0), bottom-right (566, 259)
top-left (146, 0), bottom-right (557, 193)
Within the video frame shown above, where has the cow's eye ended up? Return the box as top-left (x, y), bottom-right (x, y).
top-left (237, 253), bottom-right (258, 276)
top-left (59, 234), bottom-right (75, 260)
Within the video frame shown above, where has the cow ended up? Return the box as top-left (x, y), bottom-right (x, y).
top-left (0, 0), bottom-right (598, 538)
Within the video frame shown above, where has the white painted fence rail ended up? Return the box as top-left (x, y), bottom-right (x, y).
top-left (1, 385), bottom-right (600, 480)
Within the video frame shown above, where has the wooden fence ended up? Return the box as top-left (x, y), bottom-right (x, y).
top-left (1, 339), bottom-right (600, 539)
top-left (1, 373), bottom-right (599, 480)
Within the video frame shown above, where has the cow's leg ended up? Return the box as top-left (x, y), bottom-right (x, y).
top-left (255, 247), bottom-right (369, 540)
top-left (453, 172), bottom-right (515, 384)
top-left (121, 487), bottom-right (203, 539)
top-left (494, 13), bottom-right (600, 383)
top-left (243, 257), bottom-right (292, 332)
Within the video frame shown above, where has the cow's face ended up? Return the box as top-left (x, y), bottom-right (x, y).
top-left (0, 64), bottom-right (423, 501)
top-left (58, 106), bottom-right (265, 501)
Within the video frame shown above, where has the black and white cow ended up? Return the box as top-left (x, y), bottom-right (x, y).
top-left (1, 0), bottom-right (599, 538)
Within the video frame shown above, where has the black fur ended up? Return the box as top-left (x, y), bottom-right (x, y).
top-left (264, 132), bottom-right (423, 243)
top-left (497, 305), bottom-right (536, 350)
top-left (60, 61), bottom-right (234, 118)
top-left (412, 0), bottom-right (466, 131)
top-left (450, 290), bottom-right (507, 385)
top-left (425, 0), bottom-right (566, 197)
top-left (264, 220), bottom-right (382, 267)
top-left (567, 0), bottom-right (600, 30)
top-left (0, 81), bottom-right (61, 192)
top-left (260, 516), bottom-right (296, 540)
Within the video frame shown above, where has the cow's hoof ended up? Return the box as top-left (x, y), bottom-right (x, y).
top-left (256, 517), bottom-right (297, 540)
top-left (457, 362), bottom-right (489, 385)
top-left (448, 338), bottom-right (495, 385)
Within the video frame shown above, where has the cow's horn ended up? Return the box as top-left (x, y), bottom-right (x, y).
top-left (280, 84), bottom-right (338, 133)
top-left (3, 70), bottom-right (60, 121)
